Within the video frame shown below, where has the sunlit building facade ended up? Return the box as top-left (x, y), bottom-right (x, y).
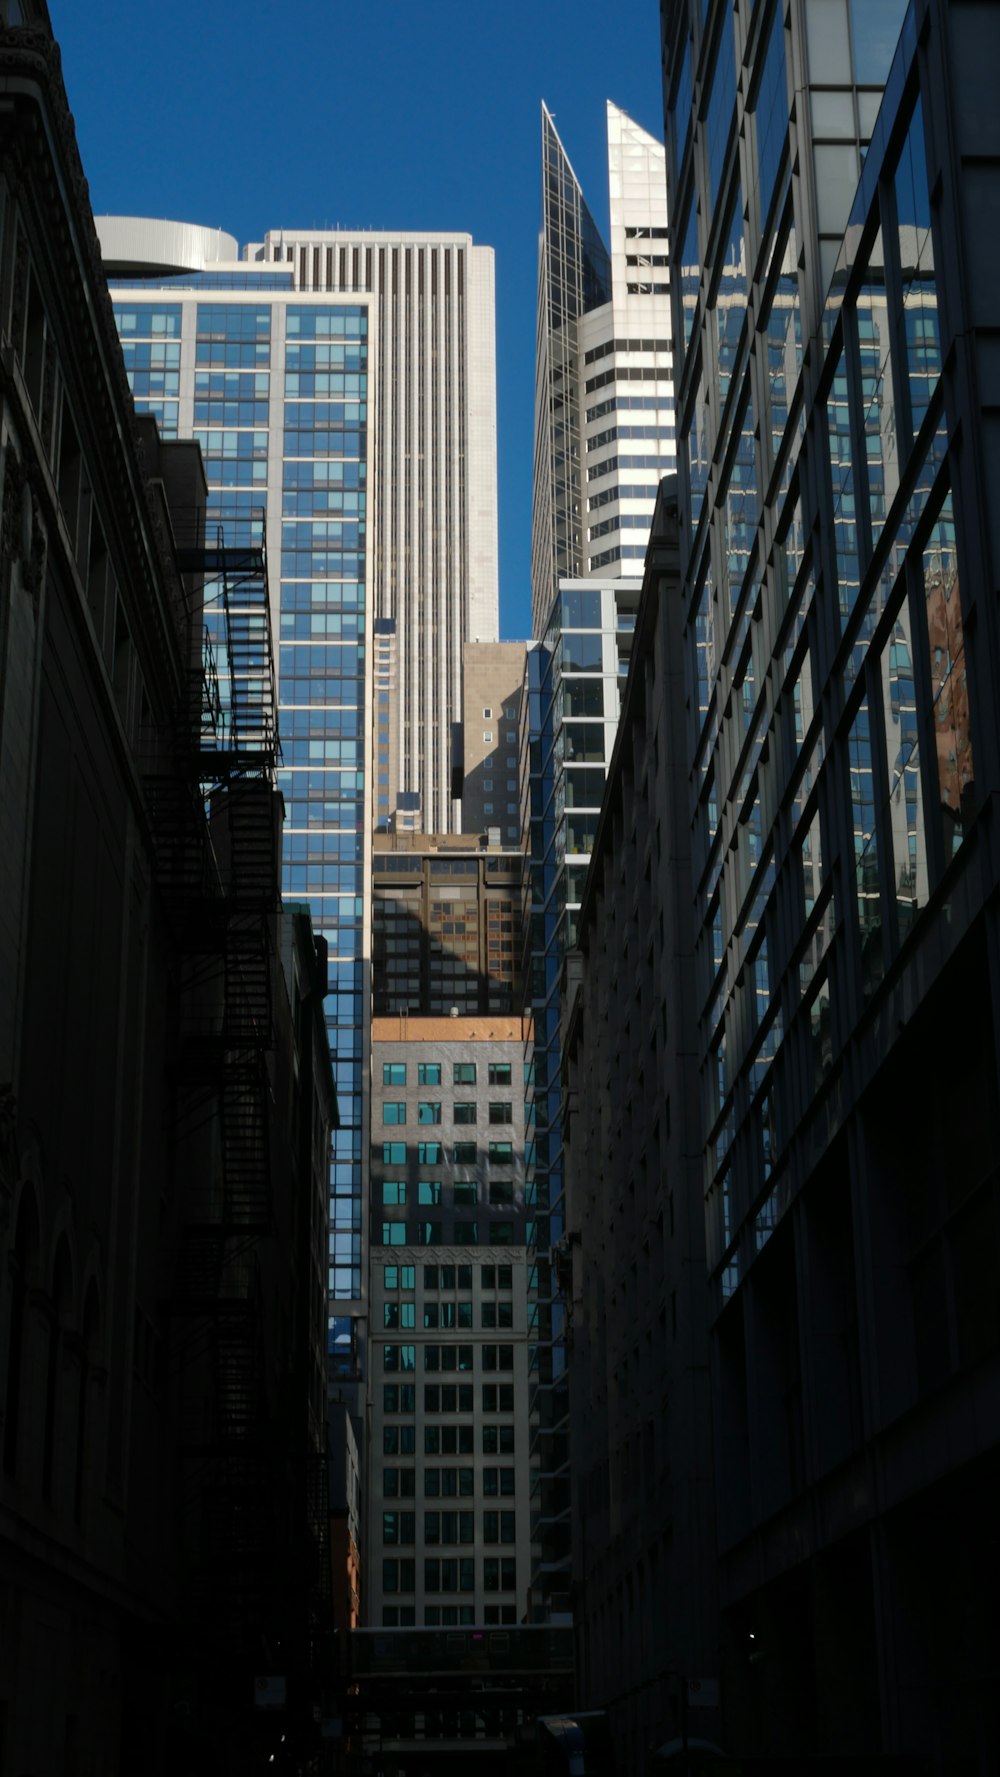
top-left (103, 219), bottom-right (498, 1376)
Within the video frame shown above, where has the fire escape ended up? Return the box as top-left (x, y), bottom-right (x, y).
top-left (145, 513), bottom-right (283, 1649)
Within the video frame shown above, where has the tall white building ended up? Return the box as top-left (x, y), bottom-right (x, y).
top-left (531, 101), bottom-right (675, 636)
top-left (99, 217), bottom-right (499, 1372)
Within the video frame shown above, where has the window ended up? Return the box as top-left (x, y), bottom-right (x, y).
top-left (380, 1223), bottom-right (406, 1246)
top-left (382, 1180), bottom-right (407, 1205)
top-left (454, 1103), bottom-right (477, 1125)
top-left (418, 1102), bottom-right (442, 1124)
top-left (484, 1557), bottom-right (516, 1592)
top-left (382, 1511), bottom-right (414, 1545)
top-left (488, 1141), bottom-right (513, 1164)
top-left (383, 1102), bottom-right (406, 1125)
top-left (383, 1558), bottom-right (415, 1594)
top-left (482, 1426), bottom-right (515, 1454)
top-left (488, 1102), bottom-right (513, 1124)
top-left (423, 1302), bottom-right (439, 1328)
top-left (384, 1303), bottom-right (399, 1328)
top-left (401, 1266), bottom-right (415, 1290)
top-left (483, 731), bottom-right (493, 743)
top-left (453, 1142), bottom-right (477, 1165)
top-left (454, 1222), bottom-right (479, 1244)
top-left (488, 1179), bottom-right (513, 1205)
top-left (418, 1180), bottom-right (441, 1206)
top-left (418, 1062), bottom-right (442, 1085)
top-left (497, 1266), bottom-right (513, 1290)
top-left (382, 1142), bottom-right (406, 1165)
top-left (417, 1222), bottom-right (443, 1246)
top-left (424, 1510), bottom-right (475, 1545)
top-left (383, 1384), bottom-right (416, 1413)
top-left (491, 1221), bottom-right (515, 1245)
top-left (482, 1384), bottom-right (514, 1411)
top-left (482, 1344), bottom-right (513, 1371)
top-left (483, 1511), bottom-right (516, 1543)
top-left (454, 1181), bottom-right (477, 1206)
top-left (453, 1062), bottom-right (477, 1084)
top-left (382, 1062), bottom-right (406, 1085)
top-left (481, 1266), bottom-right (495, 1288)
top-left (488, 1063), bottom-right (512, 1086)
top-left (416, 1141), bottom-right (441, 1165)
top-left (483, 706), bottom-right (492, 718)
top-left (384, 1266), bottom-right (400, 1291)
top-left (382, 1467), bottom-right (415, 1498)
top-left (383, 1344), bottom-right (415, 1372)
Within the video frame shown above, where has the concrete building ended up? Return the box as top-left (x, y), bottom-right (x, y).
top-left (367, 1015), bottom-right (533, 1632)
top-left (561, 0), bottom-right (1000, 1767)
top-left (372, 832), bottom-right (524, 1018)
top-left (0, 11), bottom-right (334, 1768)
top-left (459, 639), bottom-right (525, 846)
top-left (100, 214), bottom-right (499, 1374)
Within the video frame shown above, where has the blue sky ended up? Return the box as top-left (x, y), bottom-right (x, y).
top-left (51, 0), bottom-right (665, 643)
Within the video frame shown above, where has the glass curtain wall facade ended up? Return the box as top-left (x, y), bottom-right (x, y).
top-left (112, 269), bottom-right (373, 1374)
top-left (662, 0), bottom-right (1000, 1755)
top-left (247, 229), bottom-right (499, 837)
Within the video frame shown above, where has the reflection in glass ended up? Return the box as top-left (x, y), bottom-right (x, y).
top-left (693, 563), bottom-right (717, 722)
top-left (826, 353), bottom-right (859, 628)
top-left (723, 388), bottom-right (758, 611)
top-left (754, 1), bottom-right (788, 230)
top-left (765, 226), bottom-right (802, 470)
top-left (922, 497), bottom-right (973, 859)
top-left (705, 18), bottom-right (737, 221)
top-left (894, 97), bottom-right (940, 437)
top-left (715, 187), bottom-right (748, 404)
top-left (849, 699), bottom-right (883, 995)
top-left (857, 231), bottom-right (900, 550)
top-left (680, 200), bottom-right (700, 358)
top-left (881, 616), bottom-right (927, 937)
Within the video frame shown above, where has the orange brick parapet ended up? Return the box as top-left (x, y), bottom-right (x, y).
top-left (371, 1014), bottom-right (533, 1045)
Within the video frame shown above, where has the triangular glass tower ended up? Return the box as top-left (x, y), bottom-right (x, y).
top-left (531, 104), bottom-right (613, 637)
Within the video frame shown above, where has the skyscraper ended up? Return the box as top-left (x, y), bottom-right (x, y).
top-left (525, 100), bottom-right (676, 1618)
top-left (101, 218), bottom-right (498, 1369)
top-left (531, 101), bottom-right (675, 636)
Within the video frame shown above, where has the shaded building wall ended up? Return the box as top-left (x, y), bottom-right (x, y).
top-left (657, 0), bottom-right (1000, 1764)
top-left (563, 487), bottom-right (720, 1773)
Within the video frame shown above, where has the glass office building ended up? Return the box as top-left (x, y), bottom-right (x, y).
top-left (657, 0), bottom-right (1000, 1755)
top-left (104, 221), bottom-right (498, 1376)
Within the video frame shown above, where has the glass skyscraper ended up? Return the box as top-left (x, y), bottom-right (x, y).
top-left (103, 219), bottom-right (498, 1374)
